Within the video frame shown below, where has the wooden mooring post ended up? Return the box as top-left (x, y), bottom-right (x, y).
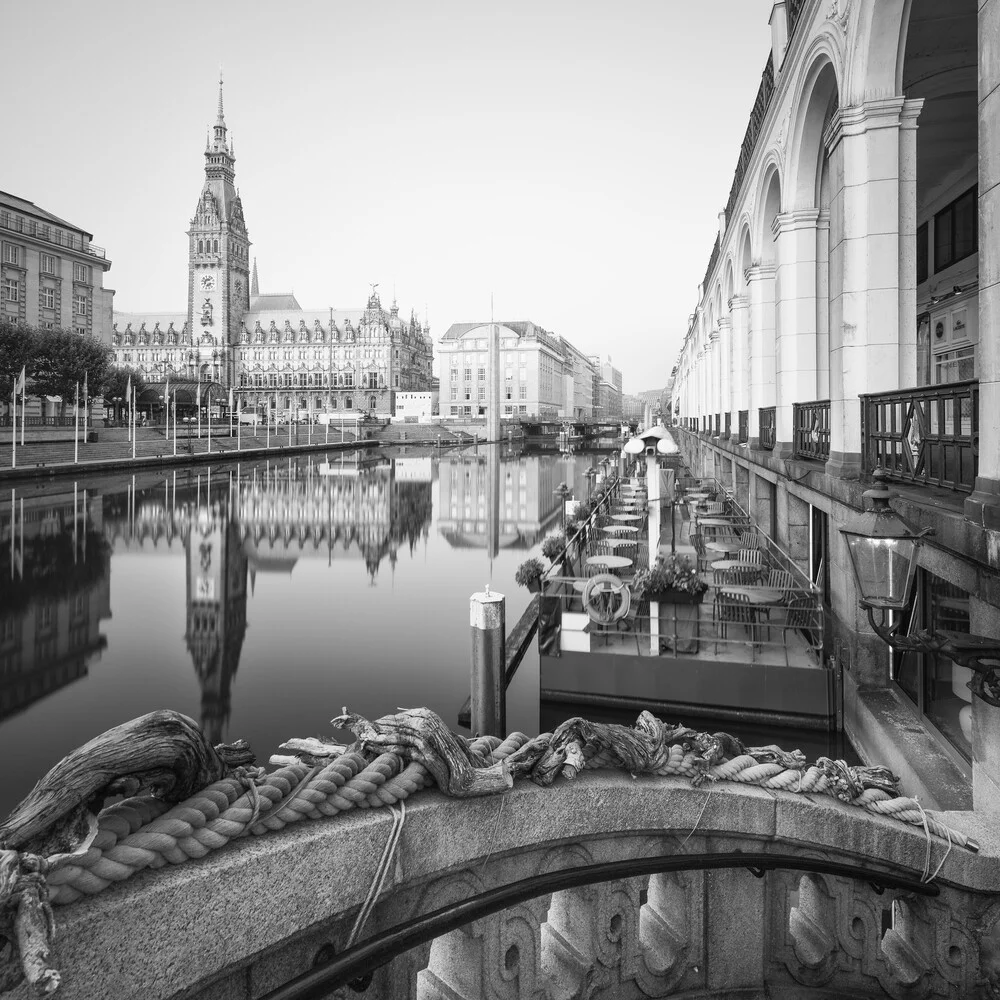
top-left (470, 589), bottom-right (506, 737)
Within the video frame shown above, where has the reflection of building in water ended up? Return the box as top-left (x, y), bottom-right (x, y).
top-left (437, 454), bottom-right (564, 551)
top-left (235, 459), bottom-right (432, 584)
top-left (185, 506), bottom-right (248, 746)
top-left (0, 490), bottom-right (110, 722)
top-left (104, 476), bottom-right (248, 745)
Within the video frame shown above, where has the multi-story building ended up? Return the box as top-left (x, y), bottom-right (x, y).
top-left (438, 321), bottom-right (566, 418)
top-left (112, 80), bottom-right (432, 417)
top-left (671, 0), bottom-right (1000, 812)
top-left (438, 322), bottom-right (622, 420)
top-left (596, 357), bottom-right (623, 420)
top-left (0, 191), bottom-right (114, 342)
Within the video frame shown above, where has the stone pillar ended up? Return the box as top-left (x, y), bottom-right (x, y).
top-left (708, 331), bottom-right (720, 432)
top-left (718, 316), bottom-right (732, 436)
top-left (825, 98), bottom-right (910, 480)
top-left (774, 211), bottom-right (822, 459)
top-left (965, 0), bottom-right (1000, 529)
top-left (730, 294), bottom-right (750, 438)
top-left (815, 213), bottom-right (831, 399)
top-left (897, 100), bottom-right (923, 387)
top-left (746, 264), bottom-right (777, 448)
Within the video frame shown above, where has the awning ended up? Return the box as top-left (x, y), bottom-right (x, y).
top-left (137, 381), bottom-right (230, 405)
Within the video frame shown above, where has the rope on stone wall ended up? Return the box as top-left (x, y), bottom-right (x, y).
top-left (0, 708), bottom-right (979, 995)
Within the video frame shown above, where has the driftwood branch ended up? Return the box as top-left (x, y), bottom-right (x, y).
top-left (0, 711), bottom-right (229, 857)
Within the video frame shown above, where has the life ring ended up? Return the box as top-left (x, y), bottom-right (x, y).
top-left (583, 573), bottom-right (631, 626)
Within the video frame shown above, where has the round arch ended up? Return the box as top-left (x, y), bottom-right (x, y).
top-left (723, 258), bottom-right (735, 304)
top-left (787, 46), bottom-right (843, 210)
top-left (755, 163), bottom-right (783, 265)
top-left (848, 0), bottom-right (912, 102)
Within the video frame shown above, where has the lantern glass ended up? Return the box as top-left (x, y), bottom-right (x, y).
top-left (844, 532), bottom-right (919, 611)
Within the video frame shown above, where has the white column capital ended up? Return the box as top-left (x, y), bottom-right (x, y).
top-left (746, 263), bottom-right (777, 283)
top-left (773, 209), bottom-right (823, 236)
top-left (708, 327), bottom-right (720, 342)
top-left (900, 98), bottom-right (925, 128)
top-left (717, 316), bottom-right (733, 331)
top-left (729, 293), bottom-right (750, 310)
top-left (824, 97), bottom-right (908, 149)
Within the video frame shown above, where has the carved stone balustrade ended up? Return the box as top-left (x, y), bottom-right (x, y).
top-left (7, 773), bottom-right (999, 1000)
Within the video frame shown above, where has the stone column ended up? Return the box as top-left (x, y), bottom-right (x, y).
top-left (718, 316), bottom-right (732, 436)
top-left (730, 294), bottom-right (750, 438)
top-left (708, 331), bottom-right (720, 432)
top-left (965, 0), bottom-right (1000, 530)
top-left (746, 264), bottom-right (776, 448)
top-left (897, 100), bottom-right (923, 386)
top-left (815, 213), bottom-right (831, 399)
top-left (773, 211), bottom-right (822, 459)
top-left (825, 98), bottom-right (910, 480)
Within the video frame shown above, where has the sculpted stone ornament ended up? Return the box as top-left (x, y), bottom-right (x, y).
top-left (828, 0), bottom-right (850, 30)
top-left (201, 299), bottom-right (213, 326)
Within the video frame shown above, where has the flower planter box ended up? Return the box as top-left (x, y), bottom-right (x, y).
top-left (647, 589), bottom-right (704, 605)
top-left (526, 578), bottom-right (542, 593)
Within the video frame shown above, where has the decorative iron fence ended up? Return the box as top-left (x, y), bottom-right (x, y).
top-left (758, 407), bottom-right (776, 451)
top-left (713, 413), bottom-right (720, 437)
top-left (738, 410), bottom-right (749, 444)
top-left (792, 400), bottom-right (831, 462)
top-left (860, 379), bottom-right (978, 493)
top-left (0, 415), bottom-right (79, 427)
top-left (724, 412), bottom-right (731, 439)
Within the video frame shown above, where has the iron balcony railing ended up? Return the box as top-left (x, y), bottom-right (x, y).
top-left (738, 410), bottom-right (749, 444)
top-left (713, 413), bottom-right (721, 437)
top-left (0, 214), bottom-right (107, 259)
top-left (860, 379), bottom-right (978, 493)
top-left (758, 406), bottom-right (776, 451)
top-left (724, 412), bottom-right (731, 439)
top-left (793, 400), bottom-right (831, 462)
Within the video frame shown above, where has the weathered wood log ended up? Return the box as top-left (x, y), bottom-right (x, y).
top-left (0, 711), bottom-right (228, 857)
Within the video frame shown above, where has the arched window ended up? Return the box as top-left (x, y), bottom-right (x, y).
top-left (197, 240), bottom-right (203, 253)
top-left (212, 239), bottom-right (219, 253)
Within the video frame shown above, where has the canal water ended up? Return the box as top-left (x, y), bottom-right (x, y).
top-left (0, 445), bottom-right (849, 819)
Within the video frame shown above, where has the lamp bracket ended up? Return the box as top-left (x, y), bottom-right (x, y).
top-left (864, 605), bottom-right (1000, 707)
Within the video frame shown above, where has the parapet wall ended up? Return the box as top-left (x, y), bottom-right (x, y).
top-left (8, 773), bottom-right (999, 1000)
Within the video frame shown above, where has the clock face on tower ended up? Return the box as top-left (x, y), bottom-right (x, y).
top-left (200, 274), bottom-right (217, 291)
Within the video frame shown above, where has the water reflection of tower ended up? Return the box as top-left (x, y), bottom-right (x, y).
top-left (183, 496), bottom-right (248, 745)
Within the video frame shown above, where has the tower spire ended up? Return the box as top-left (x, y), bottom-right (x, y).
top-left (217, 68), bottom-right (225, 126)
top-left (251, 257), bottom-right (259, 297)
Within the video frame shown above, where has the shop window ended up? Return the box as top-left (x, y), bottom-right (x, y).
top-left (894, 568), bottom-right (972, 762)
top-left (934, 186), bottom-right (977, 273)
top-left (916, 222), bottom-right (928, 284)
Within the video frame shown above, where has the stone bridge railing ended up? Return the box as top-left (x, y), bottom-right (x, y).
top-left (9, 774), bottom-right (999, 1000)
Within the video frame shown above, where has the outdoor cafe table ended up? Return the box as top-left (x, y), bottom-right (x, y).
top-left (705, 539), bottom-right (743, 555)
top-left (585, 554), bottom-right (633, 571)
top-left (719, 586), bottom-right (786, 642)
top-left (697, 517), bottom-right (741, 528)
top-left (712, 560), bottom-right (765, 573)
top-left (611, 514), bottom-right (641, 522)
top-left (602, 525), bottom-right (639, 534)
top-left (605, 538), bottom-right (637, 550)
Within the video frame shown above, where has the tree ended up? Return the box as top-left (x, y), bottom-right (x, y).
top-left (31, 330), bottom-right (114, 416)
top-left (104, 366), bottom-right (146, 420)
top-left (0, 321), bottom-right (39, 405)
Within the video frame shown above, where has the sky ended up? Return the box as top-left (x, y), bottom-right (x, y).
top-left (5, 1), bottom-right (773, 394)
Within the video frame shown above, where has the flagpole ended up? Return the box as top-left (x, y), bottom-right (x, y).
top-left (132, 386), bottom-right (137, 460)
top-left (237, 407), bottom-right (241, 451)
top-left (20, 376), bottom-right (25, 447)
top-left (208, 392), bottom-right (212, 454)
top-left (172, 390), bottom-right (177, 456)
top-left (82, 371), bottom-right (88, 446)
top-left (197, 384), bottom-right (202, 444)
top-left (266, 407), bottom-right (270, 449)
top-left (74, 382), bottom-right (79, 464)
top-left (11, 381), bottom-right (16, 470)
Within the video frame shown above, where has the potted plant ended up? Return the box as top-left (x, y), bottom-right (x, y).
top-left (631, 554), bottom-right (707, 605)
top-left (541, 531), bottom-right (566, 562)
top-left (515, 557), bottom-right (547, 592)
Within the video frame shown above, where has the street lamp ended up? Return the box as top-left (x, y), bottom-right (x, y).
top-left (112, 396), bottom-right (122, 424)
top-left (840, 467), bottom-right (1000, 706)
top-left (584, 466), bottom-right (599, 500)
top-left (553, 481), bottom-right (572, 530)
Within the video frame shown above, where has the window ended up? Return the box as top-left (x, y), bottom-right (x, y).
top-left (394, 374), bottom-right (399, 387)
top-left (74, 294), bottom-right (87, 316)
top-left (463, 368), bottom-right (471, 382)
top-left (934, 187), bottom-right (977, 272)
top-left (519, 385), bottom-right (527, 400)
top-left (916, 222), bottom-right (928, 284)
top-left (40, 253), bottom-right (56, 274)
top-left (2, 244), bottom-right (20, 265)
top-left (74, 326), bottom-right (86, 336)
top-left (506, 387), bottom-right (512, 400)
top-left (504, 405), bottom-right (513, 415)
top-left (450, 367), bottom-right (459, 383)
top-left (346, 396), bottom-right (353, 409)
top-left (213, 240), bottom-right (219, 253)
top-left (477, 368), bottom-right (485, 381)
top-left (478, 386), bottom-right (486, 401)
top-left (895, 569), bottom-right (972, 762)
top-left (41, 287), bottom-right (54, 309)
top-left (518, 405), bottom-right (527, 414)
top-left (3, 278), bottom-right (18, 302)
top-left (73, 262), bottom-right (91, 283)
top-left (198, 240), bottom-right (204, 253)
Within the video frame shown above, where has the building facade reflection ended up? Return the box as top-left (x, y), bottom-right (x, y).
top-left (0, 488), bottom-right (111, 721)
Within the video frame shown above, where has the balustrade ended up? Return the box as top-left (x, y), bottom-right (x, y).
top-left (738, 409), bottom-right (749, 444)
top-left (860, 379), bottom-right (978, 493)
top-left (24, 774), bottom-right (997, 1000)
top-left (759, 406), bottom-right (776, 451)
top-left (793, 400), bottom-right (831, 462)
top-left (724, 411), bottom-right (731, 440)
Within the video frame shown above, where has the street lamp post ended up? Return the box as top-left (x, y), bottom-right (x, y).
top-left (840, 467), bottom-right (1000, 706)
top-left (553, 482), bottom-right (572, 531)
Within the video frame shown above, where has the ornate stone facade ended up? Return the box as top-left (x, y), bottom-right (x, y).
top-left (112, 80), bottom-right (432, 417)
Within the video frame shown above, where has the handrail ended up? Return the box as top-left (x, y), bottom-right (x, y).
top-left (262, 852), bottom-right (938, 1000)
top-left (793, 399), bottom-right (831, 462)
top-left (758, 406), bottom-right (776, 451)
